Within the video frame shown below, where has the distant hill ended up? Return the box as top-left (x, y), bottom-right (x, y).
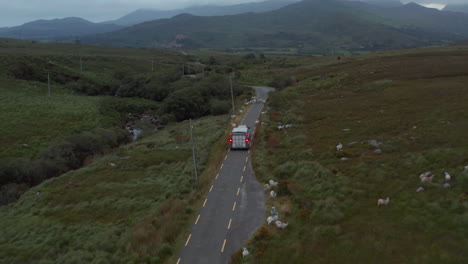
top-left (105, 0), bottom-right (300, 26)
top-left (83, 0), bottom-right (459, 54)
top-left (0, 17), bottom-right (123, 41)
top-left (343, 2), bottom-right (468, 39)
top-left (348, 0), bottom-right (403, 8)
top-left (443, 4), bottom-right (468, 14)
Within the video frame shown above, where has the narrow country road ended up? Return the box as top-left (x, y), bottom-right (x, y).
top-left (177, 86), bottom-right (273, 264)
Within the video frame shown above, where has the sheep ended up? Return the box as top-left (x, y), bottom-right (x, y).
top-left (421, 175), bottom-right (434, 183)
top-left (270, 190), bottom-right (277, 198)
top-left (285, 124), bottom-right (293, 129)
top-left (275, 220), bottom-right (289, 229)
top-left (267, 212), bottom-right (279, 224)
top-left (336, 143), bottom-right (343, 151)
top-left (242, 247), bottom-right (249, 258)
top-left (444, 172), bottom-right (451, 182)
top-left (109, 163), bottom-right (116, 167)
top-left (377, 197), bottom-right (390, 206)
top-left (416, 187), bottom-right (425, 192)
top-left (269, 180), bottom-right (279, 187)
top-left (419, 171), bottom-right (431, 180)
top-left (270, 206), bottom-right (276, 215)
top-left (277, 125), bottom-right (285, 130)
top-left (443, 182), bottom-right (451, 188)
top-left (264, 183), bottom-right (270, 191)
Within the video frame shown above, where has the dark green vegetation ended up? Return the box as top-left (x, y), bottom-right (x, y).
top-left (0, 39), bottom-right (249, 205)
top-left (85, 0), bottom-right (468, 54)
top-left (0, 115), bottom-right (228, 263)
top-left (232, 46), bottom-right (468, 263)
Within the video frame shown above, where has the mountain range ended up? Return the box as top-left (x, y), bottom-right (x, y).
top-left (0, 17), bottom-right (122, 42)
top-left (82, 0), bottom-right (468, 54)
top-left (104, 0), bottom-right (300, 26)
top-left (443, 4), bottom-right (468, 14)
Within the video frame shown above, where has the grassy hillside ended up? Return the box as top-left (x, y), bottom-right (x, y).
top-left (0, 115), bottom-right (229, 264)
top-left (232, 46), bottom-right (468, 263)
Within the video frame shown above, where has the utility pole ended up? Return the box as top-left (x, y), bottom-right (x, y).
top-left (48, 72), bottom-right (51, 97)
top-left (190, 119), bottom-right (199, 186)
top-left (230, 75), bottom-right (235, 115)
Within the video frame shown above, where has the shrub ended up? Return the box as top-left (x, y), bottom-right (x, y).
top-left (210, 99), bottom-right (230, 115)
top-left (269, 75), bottom-right (296, 90)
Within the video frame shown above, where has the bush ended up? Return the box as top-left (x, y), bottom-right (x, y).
top-left (269, 75), bottom-right (296, 90)
top-left (210, 99), bottom-right (231, 115)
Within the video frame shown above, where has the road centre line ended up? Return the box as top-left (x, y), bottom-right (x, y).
top-left (225, 155), bottom-right (227, 160)
top-left (203, 199), bottom-right (208, 207)
top-left (237, 187), bottom-right (240, 196)
top-left (221, 239), bottom-right (227, 253)
top-left (176, 258), bottom-right (181, 264)
top-left (185, 234), bottom-right (192, 246)
top-left (240, 176), bottom-right (243, 183)
top-left (195, 214), bottom-right (200, 225)
top-left (215, 173), bottom-right (219, 180)
top-left (232, 201), bottom-right (237, 211)
top-left (220, 164), bottom-right (224, 169)
top-left (209, 185), bottom-right (214, 192)
top-left (243, 166), bottom-right (246, 172)
top-left (245, 157), bottom-right (249, 162)
top-left (227, 219), bottom-right (232, 230)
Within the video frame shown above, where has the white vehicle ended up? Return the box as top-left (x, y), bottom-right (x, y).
top-left (229, 125), bottom-right (251, 150)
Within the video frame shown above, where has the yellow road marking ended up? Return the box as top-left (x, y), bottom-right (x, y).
top-left (243, 166), bottom-right (246, 172)
top-left (177, 258), bottom-right (181, 264)
top-left (232, 201), bottom-right (237, 211)
top-left (185, 234), bottom-right (192, 246)
top-left (221, 239), bottom-right (227, 253)
top-left (210, 185), bottom-right (214, 192)
top-left (237, 187), bottom-right (240, 196)
top-left (245, 157), bottom-right (249, 162)
top-left (195, 214), bottom-right (200, 225)
top-left (203, 198), bottom-right (208, 207)
top-left (240, 176), bottom-right (243, 183)
top-left (227, 219), bottom-right (232, 230)
top-left (221, 164), bottom-right (224, 169)
top-left (215, 173), bottom-right (219, 180)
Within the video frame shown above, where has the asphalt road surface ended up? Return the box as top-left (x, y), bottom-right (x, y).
top-left (177, 86), bottom-right (273, 264)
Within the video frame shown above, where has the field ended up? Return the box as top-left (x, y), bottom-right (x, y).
top-left (232, 46), bottom-right (468, 263)
top-left (0, 114), bottom-right (229, 263)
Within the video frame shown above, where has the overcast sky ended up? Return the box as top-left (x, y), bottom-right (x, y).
top-left (0, 0), bottom-right (464, 27)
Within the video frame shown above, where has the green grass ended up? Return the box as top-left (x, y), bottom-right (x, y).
top-left (0, 79), bottom-right (102, 159)
top-left (232, 46), bottom-right (468, 263)
top-left (0, 115), bottom-right (228, 263)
